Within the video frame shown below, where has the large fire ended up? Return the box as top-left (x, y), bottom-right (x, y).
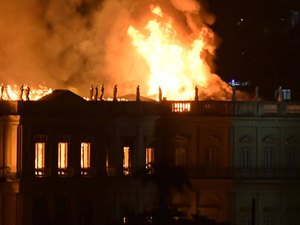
top-left (0, 84), bottom-right (52, 101)
top-left (0, 2), bottom-right (233, 102)
top-left (127, 4), bottom-right (231, 100)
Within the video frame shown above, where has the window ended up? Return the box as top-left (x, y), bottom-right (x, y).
top-left (264, 147), bottom-right (274, 168)
top-left (35, 142), bottom-right (45, 177)
top-left (241, 216), bottom-right (252, 225)
top-left (58, 142), bottom-right (68, 176)
top-left (55, 200), bottom-right (70, 225)
top-left (264, 217), bottom-right (274, 225)
top-left (81, 142), bottom-right (91, 176)
top-left (78, 199), bottom-right (94, 225)
top-left (288, 149), bottom-right (296, 169)
top-left (205, 147), bottom-right (217, 167)
top-left (291, 10), bottom-right (299, 28)
top-left (241, 216), bottom-right (251, 225)
top-left (172, 102), bottom-right (191, 112)
top-left (32, 198), bottom-right (49, 225)
top-left (146, 147), bottom-right (154, 172)
top-left (123, 147), bottom-right (131, 175)
top-left (105, 146), bottom-right (111, 176)
top-left (175, 147), bottom-right (186, 167)
top-left (241, 147), bottom-right (251, 168)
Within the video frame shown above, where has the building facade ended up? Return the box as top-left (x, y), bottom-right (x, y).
top-left (1, 90), bottom-right (300, 225)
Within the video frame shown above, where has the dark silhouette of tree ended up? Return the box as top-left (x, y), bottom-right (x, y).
top-left (134, 162), bottom-right (192, 224)
top-left (142, 162), bottom-right (191, 209)
top-left (130, 163), bottom-right (230, 225)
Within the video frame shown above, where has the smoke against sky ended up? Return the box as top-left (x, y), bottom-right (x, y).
top-left (0, 0), bottom-right (224, 98)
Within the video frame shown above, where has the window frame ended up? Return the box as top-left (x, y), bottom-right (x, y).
top-left (123, 146), bottom-right (131, 175)
top-left (287, 147), bottom-right (297, 169)
top-left (80, 142), bottom-right (91, 176)
top-left (264, 147), bottom-right (274, 169)
top-left (146, 147), bottom-right (155, 172)
top-left (35, 142), bottom-right (46, 177)
top-left (241, 147), bottom-right (251, 168)
top-left (58, 142), bottom-right (69, 176)
top-left (175, 146), bottom-right (186, 167)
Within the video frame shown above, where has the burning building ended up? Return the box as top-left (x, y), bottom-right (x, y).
top-left (1, 88), bottom-right (300, 225)
top-left (1, 0), bottom-right (300, 224)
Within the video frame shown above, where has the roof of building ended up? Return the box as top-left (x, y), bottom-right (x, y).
top-left (39, 89), bottom-right (85, 103)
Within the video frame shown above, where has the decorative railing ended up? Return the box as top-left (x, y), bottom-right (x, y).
top-left (233, 168), bottom-right (300, 179)
top-left (1, 98), bottom-right (300, 117)
top-left (168, 101), bottom-right (300, 116)
top-left (2, 166), bottom-right (300, 180)
top-left (103, 167), bottom-right (300, 179)
top-left (187, 167), bottom-right (300, 179)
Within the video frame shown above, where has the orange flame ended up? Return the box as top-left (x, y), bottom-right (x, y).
top-left (127, 5), bottom-right (231, 100)
top-left (0, 84), bottom-right (52, 101)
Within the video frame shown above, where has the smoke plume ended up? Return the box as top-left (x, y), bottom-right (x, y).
top-left (0, 0), bottom-right (220, 98)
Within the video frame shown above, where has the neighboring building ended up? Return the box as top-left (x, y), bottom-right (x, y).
top-left (1, 89), bottom-right (300, 225)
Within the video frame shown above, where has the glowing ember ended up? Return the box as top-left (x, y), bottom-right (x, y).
top-left (0, 84), bottom-right (52, 101)
top-left (127, 5), bottom-right (231, 100)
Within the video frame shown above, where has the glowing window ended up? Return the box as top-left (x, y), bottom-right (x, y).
top-left (172, 102), bottom-right (191, 112)
top-left (58, 142), bottom-right (68, 176)
top-left (35, 142), bottom-right (45, 177)
top-left (146, 147), bottom-right (154, 171)
top-left (81, 142), bottom-right (91, 176)
top-left (105, 146), bottom-right (110, 175)
top-left (123, 147), bottom-right (131, 175)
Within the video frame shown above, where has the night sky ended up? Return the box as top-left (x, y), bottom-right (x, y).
top-left (206, 0), bottom-right (300, 100)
